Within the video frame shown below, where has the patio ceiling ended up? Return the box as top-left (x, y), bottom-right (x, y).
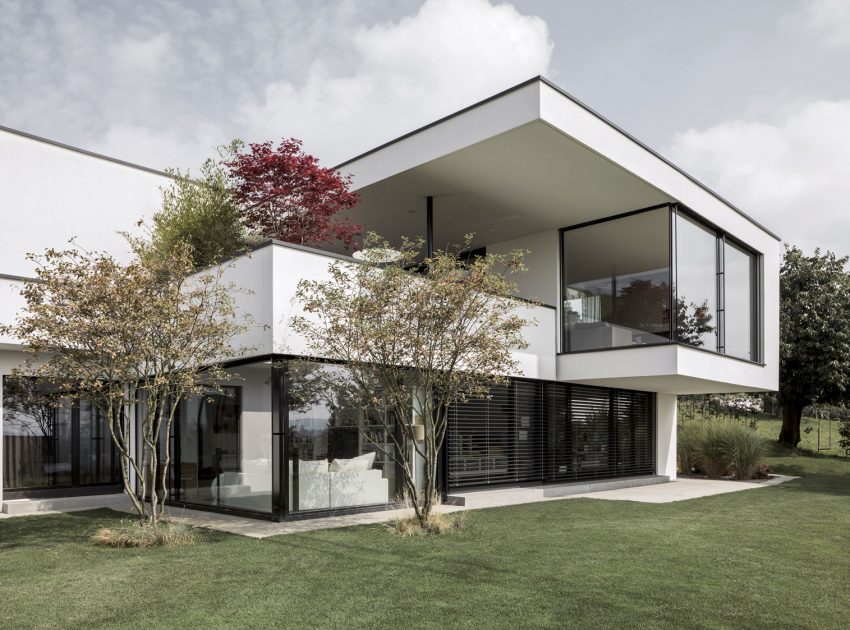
top-left (342, 119), bottom-right (672, 250)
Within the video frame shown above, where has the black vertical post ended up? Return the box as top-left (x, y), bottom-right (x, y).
top-left (271, 361), bottom-right (288, 519)
top-left (71, 403), bottom-right (80, 487)
top-left (426, 196), bottom-right (434, 259)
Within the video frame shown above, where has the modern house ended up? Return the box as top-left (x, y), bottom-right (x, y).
top-left (0, 77), bottom-right (779, 519)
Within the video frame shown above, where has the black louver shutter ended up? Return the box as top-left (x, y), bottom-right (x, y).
top-left (447, 380), bottom-right (656, 489)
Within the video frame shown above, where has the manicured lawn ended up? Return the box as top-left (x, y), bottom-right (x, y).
top-left (1, 449), bottom-right (848, 628)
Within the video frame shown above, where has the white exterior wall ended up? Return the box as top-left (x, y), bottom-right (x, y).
top-left (656, 393), bottom-right (677, 479)
top-left (266, 242), bottom-right (554, 379)
top-left (0, 129), bottom-right (167, 278)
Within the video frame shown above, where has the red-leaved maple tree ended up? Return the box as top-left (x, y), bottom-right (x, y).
top-left (227, 138), bottom-right (361, 248)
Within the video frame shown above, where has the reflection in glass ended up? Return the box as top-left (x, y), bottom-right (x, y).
top-left (2, 376), bottom-right (119, 491)
top-left (79, 400), bottom-right (119, 485)
top-left (675, 213), bottom-right (717, 349)
top-left (287, 361), bottom-right (397, 512)
top-left (563, 208), bottom-right (672, 351)
top-left (724, 241), bottom-right (757, 360)
top-left (174, 363), bottom-right (273, 514)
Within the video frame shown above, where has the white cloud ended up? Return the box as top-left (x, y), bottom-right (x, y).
top-left (0, 0), bottom-right (550, 171)
top-left (236, 0), bottom-right (552, 164)
top-left (805, 0), bottom-right (850, 49)
top-left (665, 100), bottom-right (850, 255)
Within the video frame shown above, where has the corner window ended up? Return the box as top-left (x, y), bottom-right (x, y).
top-left (562, 207), bottom-right (671, 351)
top-left (561, 204), bottom-right (760, 361)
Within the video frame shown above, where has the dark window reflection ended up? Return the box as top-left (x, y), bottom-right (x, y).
top-left (2, 376), bottom-right (119, 491)
top-left (287, 361), bottom-right (397, 512)
top-left (724, 241), bottom-right (757, 360)
top-left (675, 213), bottom-right (717, 349)
top-left (563, 207), bottom-right (672, 351)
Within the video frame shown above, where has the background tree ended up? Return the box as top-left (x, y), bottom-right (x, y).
top-left (147, 146), bottom-right (246, 269)
top-left (675, 298), bottom-right (714, 346)
top-left (227, 138), bottom-right (361, 249)
top-left (293, 234), bottom-right (530, 529)
top-left (3, 240), bottom-right (247, 524)
top-left (779, 245), bottom-right (850, 447)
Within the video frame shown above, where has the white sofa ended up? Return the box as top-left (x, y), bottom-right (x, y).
top-left (288, 454), bottom-right (390, 511)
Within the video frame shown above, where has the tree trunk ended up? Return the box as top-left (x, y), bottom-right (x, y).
top-left (779, 401), bottom-right (803, 447)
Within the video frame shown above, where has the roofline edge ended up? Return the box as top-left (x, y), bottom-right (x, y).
top-left (0, 124), bottom-right (171, 178)
top-left (334, 75), bottom-right (781, 242)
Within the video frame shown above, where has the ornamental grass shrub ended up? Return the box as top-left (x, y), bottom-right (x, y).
top-left (677, 422), bottom-right (707, 475)
top-left (91, 520), bottom-right (197, 548)
top-left (677, 421), bottom-right (768, 480)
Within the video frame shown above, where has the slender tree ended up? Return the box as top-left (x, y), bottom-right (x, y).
top-left (147, 145), bottom-right (247, 270)
top-left (778, 245), bottom-right (850, 447)
top-left (293, 234), bottom-right (531, 528)
top-left (3, 240), bottom-right (248, 524)
top-left (226, 138), bottom-right (361, 248)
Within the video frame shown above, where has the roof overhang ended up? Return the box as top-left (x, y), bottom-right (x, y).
top-left (336, 77), bottom-right (779, 250)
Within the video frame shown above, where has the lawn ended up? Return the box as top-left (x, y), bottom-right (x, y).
top-left (1, 436), bottom-right (848, 628)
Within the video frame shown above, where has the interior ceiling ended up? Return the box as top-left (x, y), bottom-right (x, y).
top-left (564, 207), bottom-right (670, 283)
top-left (340, 120), bottom-right (673, 251)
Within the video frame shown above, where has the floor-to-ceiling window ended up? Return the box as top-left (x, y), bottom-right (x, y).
top-left (674, 212), bottom-right (718, 350)
top-left (562, 207), bottom-right (672, 351)
top-left (723, 240), bottom-right (758, 360)
top-left (286, 360), bottom-right (397, 512)
top-left (170, 362), bottom-right (273, 514)
top-left (2, 376), bottom-right (120, 496)
top-left (561, 204), bottom-right (761, 361)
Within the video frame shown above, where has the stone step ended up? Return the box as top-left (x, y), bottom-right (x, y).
top-left (2, 493), bottom-right (129, 516)
top-left (446, 475), bottom-right (670, 509)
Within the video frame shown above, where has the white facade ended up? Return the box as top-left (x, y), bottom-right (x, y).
top-left (0, 77), bottom-right (780, 508)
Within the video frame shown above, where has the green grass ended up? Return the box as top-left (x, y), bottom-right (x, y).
top-left (1, 434), bottom-right (848, 629)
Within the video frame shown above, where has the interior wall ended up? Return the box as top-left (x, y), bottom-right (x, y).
top-left (487, 229), bottom-right (559, 306)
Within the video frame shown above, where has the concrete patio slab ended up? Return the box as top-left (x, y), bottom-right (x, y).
top-left (0, 475), bottom-right (799, 536)
top-left (568, 474), bottom-right (798, 503)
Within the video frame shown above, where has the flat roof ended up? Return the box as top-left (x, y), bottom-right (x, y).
top-left (336, 76), bottom-right (780, 242)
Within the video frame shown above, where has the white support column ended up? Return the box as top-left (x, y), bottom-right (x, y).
top-left (656, 393), bottom-right (677, 480)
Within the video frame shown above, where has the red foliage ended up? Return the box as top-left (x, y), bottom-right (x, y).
top-left (227, 139), bottom-right (361, 248)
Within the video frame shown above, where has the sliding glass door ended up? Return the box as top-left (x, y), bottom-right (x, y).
top-left (2, 376), bottom-right (120, 496)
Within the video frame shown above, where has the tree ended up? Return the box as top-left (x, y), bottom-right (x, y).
top-left (227, 138), bottom-right (361, 248)
top-left (147, 147), bottom-right (246, 269)
top-left (778, 245), bottom-right (850, 447)
top-left (3, 240), bottom-right (247, 524)
top-left (293, 234), bottom-right (530, 528)
top-left (675, 298), bottom-right (714, 346)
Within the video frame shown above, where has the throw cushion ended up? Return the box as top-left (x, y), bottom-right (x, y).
top-left (329, 452), bottom-right (375, 472)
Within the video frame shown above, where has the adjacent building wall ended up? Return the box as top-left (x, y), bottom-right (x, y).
top-left (0, 128), bottom-right (167, 279)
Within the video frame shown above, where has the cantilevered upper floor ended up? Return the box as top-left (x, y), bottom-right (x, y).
top-left (333, 77), bottom-right (781, 394)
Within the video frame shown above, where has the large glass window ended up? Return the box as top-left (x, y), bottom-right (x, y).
top-left (723, 240), bottom-right (758, 360)
top-left (172, 363), bottom-right (273, 514)
top-left (675, 213), bottom-right (718, 350)
top-left (562, 207), bottom-right (671, 351)
top-left (287, 361), bottom-right (397, 512)
top-left (561, 205), bottom-right (760, 361)
top-left (2, 376), bottom-right (119, 492)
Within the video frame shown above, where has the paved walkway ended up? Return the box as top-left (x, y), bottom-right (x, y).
top-left (0, 475), bottom-right (798, 537)
top-left (568, 474), bottom-right (797, 504)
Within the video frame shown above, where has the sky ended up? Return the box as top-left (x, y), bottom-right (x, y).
top-left (1, 0), bottom-right (849, 255)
